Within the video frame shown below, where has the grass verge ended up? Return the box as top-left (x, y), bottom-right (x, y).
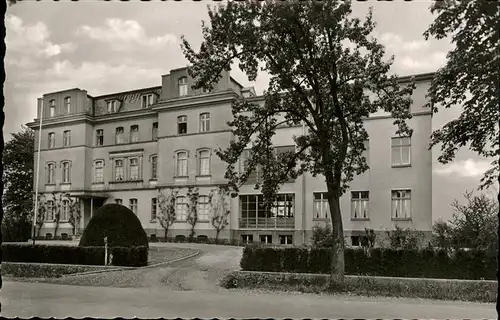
top-left (1, 262), bottom-right (118, 278)
top-left (221, 271), bottom-right (496, 303)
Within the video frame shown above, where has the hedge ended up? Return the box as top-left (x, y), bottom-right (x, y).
top-left (2, 262), bottom-right (113, 278)
top-left (240, 246), bottom-right (497, 280)
top-left (221, 271), bottom-right (497, 303)
top-left (2, 244), bottom-right (148, 267)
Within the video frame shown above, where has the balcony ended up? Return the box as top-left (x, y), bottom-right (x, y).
top-left (239, 217), bottom-right (295, 229)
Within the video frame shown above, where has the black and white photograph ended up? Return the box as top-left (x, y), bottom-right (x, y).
top-left (1, 0), bottom-right (498, 318)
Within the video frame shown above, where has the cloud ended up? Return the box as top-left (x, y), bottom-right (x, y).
top-left (77, 18), bottom-right (177, 51)
top-left (379, 32), bottom-right (429, 53)
top-left (434, 159), bottom-right (491, 178)
top-left (5, 14), bottom-right (75, 58)
top-left (399, 52), bottom-right (447, 72)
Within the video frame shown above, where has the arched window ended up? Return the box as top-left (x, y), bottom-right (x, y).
top-left (175, 151), bottom-right (188, 177)
top-left (61, 161), bottom-right (71, 183)
top-left (47, 162), bottom-right (55, 184)
top-left (115, 127), bottom-right (125, 144)
top-left (130, 125), bottom-right (139, 143)
top-left (198, 149), bottom-right (210, 176)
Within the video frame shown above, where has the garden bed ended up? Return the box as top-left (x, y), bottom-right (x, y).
top-left (221, 270), bottom-right (497, 303)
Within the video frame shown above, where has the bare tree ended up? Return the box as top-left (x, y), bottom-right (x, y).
top-left (186, 187), bottom-right (200, 241)
top-left (51, 192), bottom-right (64, 238)
top-left (157, 188), bottom-right (179, 241)
top-left (209, 185), bottom-right (231, 241)
top-left (64, 193), bottom-right (81, 236)
top-left (34, 193), bottom-right (47, 238)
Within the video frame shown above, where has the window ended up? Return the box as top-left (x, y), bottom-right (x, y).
top-left (351, 236), bottom-right (360, 247)
top-left (47, 163), bottom-right (55, 184)
top-left (270, 194), bottom-right (295, 218)
top-left (48, 132), bottom-right (55, 149)
top-left (49, 100), bottom-right (55, 117)
top-left (197, 195), bottom-right (210, 221)
top-left (130, 125), bottom-right (139, 143)
top-left (313, 192), bottom-right (329, 219)
top-left (260, 235), bottom-right (272, 244)
top-left (61, 200), bottom-right (69, 221)
top-left (351, 191), bottom-right (369, 219)
top-left (63, 130), bottom-right (71, 147)
top-left (115, 159), bottom-right (124, 181)
top-left (151, 198), bottom-right (157, 221)
top-left (239, 149), bottom-right (262, 184)
top-left (129, 198), bottom-right (138, 214)
top-left (392, 190), bottom-right (411, 219)
top-left (279, 235), bottom-right (293, 245)
top-left (62, 161), bottom-right (71, 183)
top-left (96, 129), bottom-right (104, 146)
top-left (198, 150), bottom-right (210, 176)
top-left (175, 196), bottom-right (188, 221)
top-left (199, 113), bottom-right (210, 132)
top-left (115, 198), bottom-right (123, 205)
top-left (152, 122), bottom-right (158, 141)
top-left (178, 77), bottom-right (187, 96)
top-left (151, 155), bottom-right (157, 179)
top-left (64, 97), bottom-right (71, 114)
top-left (391, 137), bottom-right (411, 166)
top-left (46, 200), bottom-right (54, 220)
top-left (142, 94), bottom-right (154, 108)
top-left (177, 115), bottom-right (187, 134)
top-left (94, 160), bottom-right (104, 183)
top-left (129, 158), bottom-right (139, 180)
top-left (107, 100), bottom-right (118, 113)
top-left (241, 234), bottom-right (253, 244)
top-left (176, 151), bottom-right (188, 176)
top-left (115, 127), bottom-right (125, 144)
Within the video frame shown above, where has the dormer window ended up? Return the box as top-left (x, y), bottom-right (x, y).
top-left (64, 97), bottom-right (71, 114)
top-left (107, 100), bottom-right (118, 113)
top-left (141, 94), bottom-right (154, 108)
top-left (49, 100), bottom-right (55, 117)
top-left (178, 77), bottom-right (188, 96)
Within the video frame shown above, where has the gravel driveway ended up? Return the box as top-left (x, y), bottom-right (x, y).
top-left (34, 243), bottom-right (243, 290)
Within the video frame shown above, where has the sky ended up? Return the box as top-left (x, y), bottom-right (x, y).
top-left (4, 0), bottom-right (497, 222)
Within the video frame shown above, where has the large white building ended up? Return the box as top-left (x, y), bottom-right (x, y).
top-left (27, 67), bottom-right (433, 245)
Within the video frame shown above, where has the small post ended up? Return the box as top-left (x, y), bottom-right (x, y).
top-left (104, 236), bottom-right (108, 266)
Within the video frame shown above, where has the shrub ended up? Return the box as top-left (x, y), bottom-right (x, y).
top-left (79, 204), bottom-right (148, 248)
top-left (2, 243), bottom-right (148, 267)
top-left (239, 246), bottom-right (496, 280)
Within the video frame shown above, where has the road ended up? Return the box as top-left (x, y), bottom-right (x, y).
top-left (1, 243), bottom-right (496, 318)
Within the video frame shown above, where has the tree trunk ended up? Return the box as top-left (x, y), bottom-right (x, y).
top-left (164, 227), bottom-right (168, 243)
top-left (325, 171), bottom-right (345, 285)
top-left (54, 222), bottom-right (59, 239)
top-left (215, 229), bottom-right (220, 242)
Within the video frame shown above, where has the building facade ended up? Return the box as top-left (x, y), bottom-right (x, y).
top-left (27, 67), bottom-right (433, 246)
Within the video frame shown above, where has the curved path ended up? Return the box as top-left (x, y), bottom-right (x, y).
top-left (1, 243), bottom-right (495, 318)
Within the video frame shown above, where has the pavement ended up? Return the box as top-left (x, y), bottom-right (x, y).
top-left (1, 242), bottom-right (497, 318)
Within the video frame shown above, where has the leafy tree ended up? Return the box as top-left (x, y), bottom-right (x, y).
top-left (209, 185), bottom-right (231, 241)
top-left (186, 187), bottom-right (200, 241)
top-left (182, 0), bottom-right (415, 282)
top-left (157, 188), bottom-right (179, 241)
top-left (431, 219), bottom-right (452, 250)
top-left (386, 225), bottom-right (425, 250)
top-left (2, 126), bottom-right (34, 241)
top-left (423, 1), bottom-right (499, 191)
top-left (448, 191), bottom-right (498, 252)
